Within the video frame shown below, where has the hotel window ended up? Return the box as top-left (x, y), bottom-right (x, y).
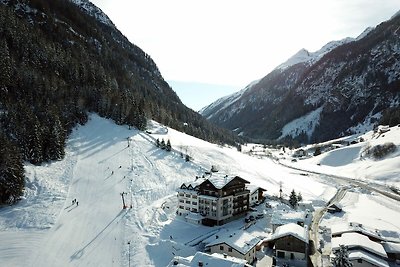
top-left (228, 248), bottom-right (232, 252)
top-left (220, 246), bottom-right (224, 251)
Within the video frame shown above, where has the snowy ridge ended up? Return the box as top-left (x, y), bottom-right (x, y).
top-left (275, 37), bottom-right (355, 70)
top-left (199, 79), bottom-right (259, 118)
top-left (69, 0), bottom-right (113, 26)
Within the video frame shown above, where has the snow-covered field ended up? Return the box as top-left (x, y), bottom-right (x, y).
top-left (0, 115), bottom-right (399, 266)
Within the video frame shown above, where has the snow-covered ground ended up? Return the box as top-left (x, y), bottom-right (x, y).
top-left (0, 115), bottom-right (399, 266)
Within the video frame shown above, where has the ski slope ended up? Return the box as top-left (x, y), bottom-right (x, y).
top-left (0, 115), bottom-right (399, 266)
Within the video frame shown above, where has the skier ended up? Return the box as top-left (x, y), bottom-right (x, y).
top-left (76, 201), bottom-right (79, 206)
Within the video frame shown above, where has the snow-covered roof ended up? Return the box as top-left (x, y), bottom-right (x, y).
top-left (205, 230), bottom-right (261, 255)
top-left (332, 233), bottom-right (388, 259)
top-left (348, 251), bottom-right (389, 267)
top-left (271, 210), bottom-right (306, 225)
top-left (206, 174), bottom-right (240, 189)
top-left (331, 222), bottom-right (400, 243)
top-left (247, 184), bottom-right (266, 194)
top-left (382, 242), bottom-right (400, 254)
top-left (167, 252), bottom-right (247, 267)
top-left (270, 223), bottom-right (308, 244)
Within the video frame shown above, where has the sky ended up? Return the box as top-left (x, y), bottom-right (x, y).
top-left (90, 0), bottom-right (400, 111)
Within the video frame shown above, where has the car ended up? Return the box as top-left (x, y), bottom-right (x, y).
top-left (256, 213), bottom-right (264, 219)
top-left (245, 217), bottom-right (251, 223)
top-left (255, 201), bottom-right (260, 206)
top-left (249, 215), bottom-right (255, 221)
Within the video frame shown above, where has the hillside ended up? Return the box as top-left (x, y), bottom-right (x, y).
top-left (200, 12), bottom-right (400, 145)
top-left (0, 115), bottom-right (399, 266)
top-left (0, 0), bottom-right (239, 205)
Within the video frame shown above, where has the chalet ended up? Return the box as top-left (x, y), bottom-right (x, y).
top-left (177, 174), bottom-right (251, 226)
top-left (327, 203), bottom-right (342, 213)
top-left (272, 223), bottom-right (309, 261)
top-left (293, 149), bottom-right (307, 158)
top-left (198, 174), bottom-right (250, 226)
top-left (331, 233), bottom-right (389, 267)
top-left (204, 230), bottom-right (260, 264)
top-left (167, 251), bottom-right (250, 267)
top-left (247, 185), bottom-right (266, 207)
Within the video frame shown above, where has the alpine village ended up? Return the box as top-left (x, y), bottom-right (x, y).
top-left (1, 1), bottom-right (400, 267)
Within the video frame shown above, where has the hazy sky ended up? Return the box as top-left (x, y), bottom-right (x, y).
top-left (90, 0), bottom-right (400, 110)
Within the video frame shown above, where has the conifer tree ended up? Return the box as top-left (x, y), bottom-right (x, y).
top-left (160, 139), bottom-right (166, 149)
top-left (289, 189), bottom-right (298, 209)
top-left (166, 139), bottom-right (171, 151)
top-left (297, 192), bottom-right (303, 202)
top-left (0, 39), bottom-right (12, 90)
top-left (0, 133), bottom-right (24, 204)
top-left (332, 245), bottom-right (353, 267)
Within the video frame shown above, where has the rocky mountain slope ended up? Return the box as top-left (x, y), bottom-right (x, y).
top-left (0, 0), bottom-right (239, 204)
top-left (201, 12), bottom-right (400, 144)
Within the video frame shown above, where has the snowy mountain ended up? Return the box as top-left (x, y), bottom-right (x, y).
top-left (201, 12), bottom-right (400, 144)
top-left (0, 114), bottom-right (399, 266)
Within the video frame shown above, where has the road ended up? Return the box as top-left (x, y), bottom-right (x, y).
top-left (278, 160), bottom-right (400, 202)
top-left (278, 159), bottom-right (400, 267)
top-left (309, 187), bottom-right (347, 267)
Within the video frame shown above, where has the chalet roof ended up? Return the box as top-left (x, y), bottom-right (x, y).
top-left (271, 223), bottom-right (309, 244)
top-left (332, 233), bottom-right (387, 259)
top-left (205, 230), bottom-right (260, 255)
top-left (203, 174), bottom-right (249, 190)
top-left (247, 184), bottom-right (267, 194)
top-left (382, 242), bottom-right (400, 254)
top-left (331, 222), bottom-right (400, 243)
top-left (178, 178), bottom-right (205, 191)
top-left (348, 251), bottom-right (389, 267)
top-left (167, 252), bottom-right (248, 267)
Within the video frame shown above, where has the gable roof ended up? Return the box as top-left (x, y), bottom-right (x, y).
top-left (247, 184), bottom-right (267, 194)
top-left (270, 223), bottom-right (308, 244)
top-left (332, 232), bottom-right (388, 259)
top-left (348, 251), bottom-right (389, 267)
top-left (201, 174), bottom-right (249, 190)
top-left (331, 222), bottom-right (400, 243)
top-left (167, 252), bottom-right (248, 267)
top-left (205, 230), bottom-right (260, 255)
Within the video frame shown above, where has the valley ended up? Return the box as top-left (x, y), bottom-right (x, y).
top-left (1, 115), bottom-right (399, 266)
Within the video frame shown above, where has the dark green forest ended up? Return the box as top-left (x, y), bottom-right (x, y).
top-left (0, 0), bottom-right (241, 205)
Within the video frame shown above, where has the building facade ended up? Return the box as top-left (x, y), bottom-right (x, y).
top-left (198, 175), bottom-right (250, 226)
top-left (177, 175), bottom-right (251, 226)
